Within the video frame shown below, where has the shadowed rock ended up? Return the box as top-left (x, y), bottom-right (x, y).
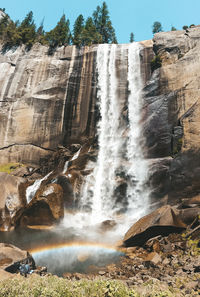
top-left (123, 205), bottom-right (186, 247)
top-left (18, 183), bottom-right (64, 228)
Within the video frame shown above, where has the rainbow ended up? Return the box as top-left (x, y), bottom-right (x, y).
top-left (30, 241), bottom-right (122, 254)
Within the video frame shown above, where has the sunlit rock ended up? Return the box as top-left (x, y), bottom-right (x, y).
top-left (18, 183), bottom-right (64, 228)
top-left (0, 172), bottom-right (26, 231)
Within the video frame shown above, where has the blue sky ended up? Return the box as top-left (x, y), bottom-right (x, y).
top-left (0, 0), bottom-right (200, 43)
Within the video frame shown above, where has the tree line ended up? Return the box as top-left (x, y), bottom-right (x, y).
top-left (0, 2), bottom-right (117, 51)
top-left (1, 5), bottom-right (198, 50)
top-left (152, 21), bottom-right (196, 34)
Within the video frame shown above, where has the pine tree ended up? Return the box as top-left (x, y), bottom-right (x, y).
top-left (152, 21), bottom-right (163, 34)
top-left (82, 17), bottom-right (102, 46)
top-left (36, 19), bottom-right (48, 45)
top-left (73, 14), bottom-right (84, 46)
top-left (92, 1), bottom-right (117, 43)
top-left (0, 14), bottom-right (9, 38)
top-left (46, 14), bottom-right (71, 48)
top-left (18, 11), bottom-right (36, 48)
top-left (130, 32), bottom-right (134, 42)
top-left (171, 26), bottom-right (177, 31)
top-left (3, 20), bottom-right (21, 47)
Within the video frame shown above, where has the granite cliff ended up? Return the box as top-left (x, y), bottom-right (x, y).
top-left (0, 44), bottom-right (98, 164)
top-left (145, 26), bottom-right (200, 201)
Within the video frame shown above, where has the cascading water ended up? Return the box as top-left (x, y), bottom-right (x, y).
top-left (86, 44), bottom-right (123, 223)
top-left (76, 42), bottom-right (150, 231)
top-left (26, 171), bottom-right (52, 204)
top-left (125, 43), bottom-right (149, 220)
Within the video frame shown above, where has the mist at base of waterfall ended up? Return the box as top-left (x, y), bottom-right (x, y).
top-left (32, 245), bottom-right (123, 277)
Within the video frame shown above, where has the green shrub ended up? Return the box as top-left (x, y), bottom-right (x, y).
top-left (0, 275), bottom-right (190, 297)
top-left (0, 162), bottom-right (23, 174)
top-left (151, 55), bottom-right (162, 72)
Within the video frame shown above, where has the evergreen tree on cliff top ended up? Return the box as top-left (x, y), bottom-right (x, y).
top-left (0, 14), bottom-right (9, 36)
top-left (92, 1), bottom-right (117, 43)
top-left (36, 19), bottom-right (48, 45)
top-left (152, 21), bottom-right (163, 34)
top-left (46, 14), bottom-right (71, 48)
top-left (2, 20), bottom-right (21, 47)
top-left (82, 17), bottom-right (102, 46)
top-left (18, 11), bottom-right (36, 48)
top-left (130, 32), bottom-right (134, 43)
top-left (73, 14), bottom-right (84, 46)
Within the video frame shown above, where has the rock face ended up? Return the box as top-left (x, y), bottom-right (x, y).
top-left (144, 27), bottom-right (200, 202)
top-left (0, 172), bottom-right (27, 231)
top-left (0, 44), bottom-right (97, 165)
top-left (0, 42), bottom-right (153, 166)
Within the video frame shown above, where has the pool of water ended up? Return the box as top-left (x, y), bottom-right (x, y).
top-left (32, 244), bottom-right (123, 276)
top-left (0, 227), bottom-right (124, 276)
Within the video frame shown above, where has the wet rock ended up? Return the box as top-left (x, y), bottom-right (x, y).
top-left (97, 220), bottom-right (117, 232)
top-left (143, 27), bottom-right (200, 202)
top-left (53, 175), bottom-right (74, 207)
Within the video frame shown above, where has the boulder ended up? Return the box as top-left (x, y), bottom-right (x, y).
top-left (0, 243), bottom-right (35, 273)
top-left (0, 172), bottom-right (27, 231)
top-left (18, 183), bottom-right (64, 228)
top-left (143, 252), bottom-right (162, 266)
top-left (123, 205), bottom-right (186, 247)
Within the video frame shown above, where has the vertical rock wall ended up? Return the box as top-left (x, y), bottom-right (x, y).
top-left (144, 27), bottom-right (200, 202)
top-left (0, 44), bottom-right (98, 164)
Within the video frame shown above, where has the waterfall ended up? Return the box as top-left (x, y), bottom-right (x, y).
top-left (79, 43), bottom-right (149, 227)
top-left (125, 42), bottom-right (149, 220)
top-left (26, 171), bottom-right (52, 204)
top-left (89, 44), bottom-right (122, 223)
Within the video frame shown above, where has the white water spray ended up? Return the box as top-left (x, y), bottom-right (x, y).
top-left (125, 42), bottom-right (149, 219)
top-left (62, 161), bottom-right (69, 174)
top-left (26, 171), bottom-right (52, 204)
